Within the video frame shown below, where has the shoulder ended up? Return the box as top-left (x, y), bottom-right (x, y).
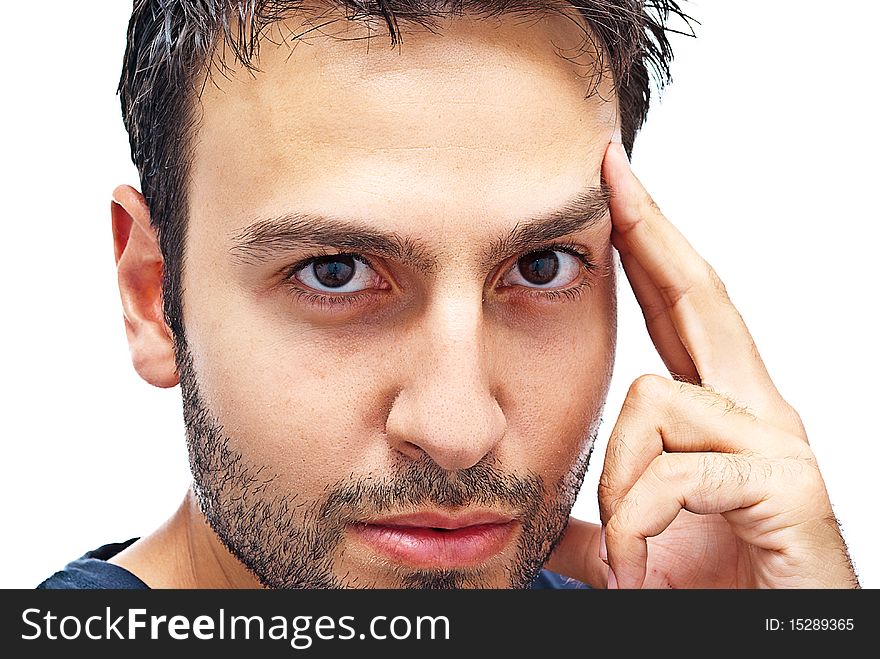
top-left (37, 539), bottom-right (150, 590)
top-left (530, 569), bottom-right (591, 589)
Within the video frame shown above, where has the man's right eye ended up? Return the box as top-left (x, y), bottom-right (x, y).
top-left (293, 254), bottom-right (384, 294)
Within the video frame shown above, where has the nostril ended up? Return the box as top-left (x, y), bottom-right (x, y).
top-left (395, 440), bottom-right (425, 462)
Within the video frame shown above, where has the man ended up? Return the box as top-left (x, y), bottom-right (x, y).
top-left (39, 0), bottom-right (859, 589)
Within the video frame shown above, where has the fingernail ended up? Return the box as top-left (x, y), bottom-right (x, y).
top-left (607, 566), bottom-right (618, 589)
top-left (599, 525), bottom-right (608, 563)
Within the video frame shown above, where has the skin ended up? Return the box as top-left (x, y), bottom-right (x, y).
top-left (108, 8), bottom-right (858, 588)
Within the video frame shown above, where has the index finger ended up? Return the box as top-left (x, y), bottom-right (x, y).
top-left (602, 142), bottom-right (778, 409)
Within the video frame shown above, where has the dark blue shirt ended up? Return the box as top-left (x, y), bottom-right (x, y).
top-left (37, 539), bottom-right (148, 589)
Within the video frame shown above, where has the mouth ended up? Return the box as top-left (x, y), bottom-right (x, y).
top-left (348, 511), bottom-right (519, 569)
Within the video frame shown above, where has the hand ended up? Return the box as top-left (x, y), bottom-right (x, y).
top-left (546, 142), bottom-right (860, 589)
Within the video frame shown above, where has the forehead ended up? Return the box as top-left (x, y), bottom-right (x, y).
top-left (188, 8), bottom-right (617, 241)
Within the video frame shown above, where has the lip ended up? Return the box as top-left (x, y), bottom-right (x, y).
top-left (348, 511), bottom-right (519, 569)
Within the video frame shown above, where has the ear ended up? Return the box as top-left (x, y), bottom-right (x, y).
top-left (111, 184), bottom-right (179, 388)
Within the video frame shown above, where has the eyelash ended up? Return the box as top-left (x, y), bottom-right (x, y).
top-left (282, 252), bottom-right (379, 311)
top-left (282, 241), bottom-right (597, 310)
top-left (510, 241), bottom-right (596, 304)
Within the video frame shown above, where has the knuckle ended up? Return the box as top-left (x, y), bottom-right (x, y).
top-left (598, 469), bottom-right (611, 497)
top-left (657, 279), bottom-right (694, 307)
top-left (770, 455), bottom-right (828, 511)
top-left (606, 428), bottom-right (637, 468)
top-left (704, 262), bottom-right (729, 299)
top-left (637, 190), bottom-right (663, 220)
top-left (649, 454), bottom-right (688, 485)
top-left (628, 373), bottom-right (670, 403)
top-left (782, 452), bottom-right (821, 483)
top-left (597, 471), bottom-right (613, 500)
top-left (597, 473), bottom-right (619, 521)
top-left (776, 401), bottom-right (809, 439)
top-left (604, 508), bottom-right (630, 538)
top-left (606, 432), bottom-right (623, 463)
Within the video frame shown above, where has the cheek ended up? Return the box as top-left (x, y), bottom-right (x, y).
top-left (490, 279), bottom-right (616, 479)
top-left (183, 290), bottom-right (397, 481)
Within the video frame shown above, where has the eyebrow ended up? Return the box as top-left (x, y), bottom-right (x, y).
top-left (229, 183), bottom-right (610, 273)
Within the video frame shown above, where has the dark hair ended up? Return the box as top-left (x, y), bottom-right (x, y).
top-left (118, 0), bottom-right (692, 346)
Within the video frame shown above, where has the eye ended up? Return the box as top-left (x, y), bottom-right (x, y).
top-left (293, 253), bottom-right (383, 293)
top-left (500, 249), bottom-right (584, 289)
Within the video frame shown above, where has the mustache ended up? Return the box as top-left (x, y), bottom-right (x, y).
top-left (318, 455), bottom-right (546, 523)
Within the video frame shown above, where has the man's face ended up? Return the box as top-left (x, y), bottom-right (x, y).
top-left (179, 8), bottom-right (618, 588)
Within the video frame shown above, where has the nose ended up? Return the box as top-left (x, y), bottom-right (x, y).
top-left (384, 290), bottom-right (507, 471)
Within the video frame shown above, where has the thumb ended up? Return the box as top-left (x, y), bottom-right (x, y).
top-left (544, 518), bottom-right (608, 588)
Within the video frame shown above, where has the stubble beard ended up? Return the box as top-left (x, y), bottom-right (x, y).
top-left (177, 342), bottom-right (596, 589)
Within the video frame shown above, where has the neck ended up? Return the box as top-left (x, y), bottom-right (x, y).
top-left (109, 486), bottom-right (262, 588)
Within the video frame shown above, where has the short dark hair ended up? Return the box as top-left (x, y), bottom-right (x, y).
top-left (118, 0), bottom-right (691, 347)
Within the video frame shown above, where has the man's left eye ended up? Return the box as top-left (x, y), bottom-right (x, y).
top-left (500, 249), bottom-right (584, 289)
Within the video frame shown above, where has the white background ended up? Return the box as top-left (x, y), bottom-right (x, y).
top-left (1, 1), bottom-right (877, 589)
